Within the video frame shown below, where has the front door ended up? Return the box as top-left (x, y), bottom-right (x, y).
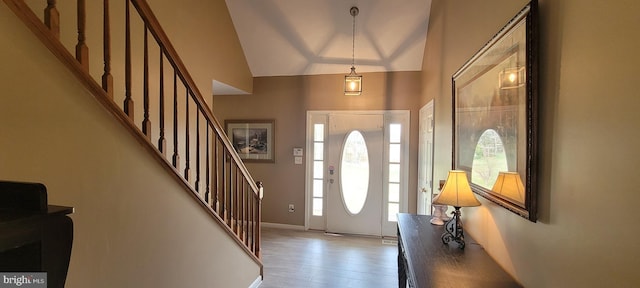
top-left (326, 113), bottom-right (384, 236)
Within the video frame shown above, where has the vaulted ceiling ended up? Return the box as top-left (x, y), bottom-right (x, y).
top-left (225, 0), bottom-right (432, 77)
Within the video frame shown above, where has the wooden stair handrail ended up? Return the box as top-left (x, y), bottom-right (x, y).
top-left (128, 0), bottom-right (258, 193)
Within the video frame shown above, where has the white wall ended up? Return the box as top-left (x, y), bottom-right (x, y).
top-left (422, 0), bottom-right (640, 287)
top-left (0, 4), bottom-right (260, 287)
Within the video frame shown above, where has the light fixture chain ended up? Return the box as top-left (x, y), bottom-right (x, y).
top-left (351, 9), bottom-right (356, 67)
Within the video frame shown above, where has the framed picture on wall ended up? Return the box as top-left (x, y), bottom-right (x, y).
top-left (225, 119), bottom-right (275, 163)
top-left (452, 1), bottom-right (538, 222)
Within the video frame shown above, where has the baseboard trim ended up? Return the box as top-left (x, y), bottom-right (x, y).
top-left (248, 275), bottom-right (262, 288)
top-left (261, 222), bottom-right (306, 230)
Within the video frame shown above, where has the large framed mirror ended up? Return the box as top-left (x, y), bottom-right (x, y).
top-left (452, 1), bottom-right (538, 222)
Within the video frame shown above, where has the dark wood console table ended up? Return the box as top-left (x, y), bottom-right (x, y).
top-left (397, 213), bottom-right (521, 288)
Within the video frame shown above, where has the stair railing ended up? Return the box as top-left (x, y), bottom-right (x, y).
top-left (3, 0), bottom-right (263, 263)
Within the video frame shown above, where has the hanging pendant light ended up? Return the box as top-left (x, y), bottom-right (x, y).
top-left (345, 6), bottom-right (362, 95)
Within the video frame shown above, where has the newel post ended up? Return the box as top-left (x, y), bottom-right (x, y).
top-left (255, 181), bottom-right (263, 258)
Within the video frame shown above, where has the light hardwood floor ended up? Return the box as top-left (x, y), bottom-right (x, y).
top-left (259, 227), bottom-right (398, 288)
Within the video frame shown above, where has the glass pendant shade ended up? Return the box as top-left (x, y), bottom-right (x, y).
top-left (345, 67), bottom-right (362, 95)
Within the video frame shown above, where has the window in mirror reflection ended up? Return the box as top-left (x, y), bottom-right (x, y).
top-left (471, 129), bottom-right (508, 190)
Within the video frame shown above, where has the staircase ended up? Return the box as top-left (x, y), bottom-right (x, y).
top-left (2, 0), bottom-right (263, 283)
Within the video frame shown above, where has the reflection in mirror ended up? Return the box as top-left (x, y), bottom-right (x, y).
top-left (471, 129), bottom-right (508, 190)
top-left (492, 172), bottom-right (525, 204)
